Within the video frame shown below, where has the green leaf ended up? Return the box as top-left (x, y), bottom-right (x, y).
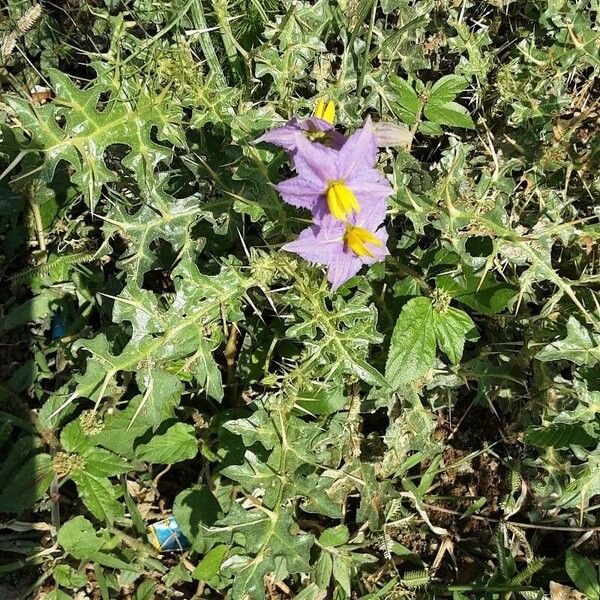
top-left (380, 0), bottom-right (404, 13)
top-left (221, 450), bottom-right (280, 499)
top-left (526, 423), bottom-right (598, 449)
top-left (418, 121), bottom-right (444, 136)
top-left (136, 423), bottom-right (198, 464)
top-left (61, 420), bottom-right (94, 454)
top-left (437, 270), bottom-right (516, 315)
top-left (83, 447), bottom-right (131, 478)
top-left (566, 550), bottom-right (600, 600)
top-left (70, 261), bottom-right (243, 405)
top-left (319, 525), bottom-right (350, 548)
top-left (295, 474), bottom-right (343, 519)
top-left (104, 181), bottom-right (208, 285)
top-left (0, 296), bottom-right (52, 331)
top-left (423, 101), bottom-right (475, 129)
top-left (71, 470), bottom-right (125, 524)
top-left (296, 380), bottom-right (347, 415)
top-left (218, 507), bottom-right (314, 600)
top-left (296, 584), bottom-right (331, 600)
top-left (385, 297), bottom-right (436, 388)
top-left (223, 410), bottom-right (279, 449)
top-left (53, 564), bottom-right (88, 589)
top-left (133, 368), bottom-right (185, 429)
top-left (314, 552), bottom-right (333, 589)
top-left (429, 75), bottom-right (469, 104)
top-left (192, 544), bottom-right (228, 581)
top-left (0, 436), bottom-right (42, 484)
top-left (332, 554), bottom-right (352, 597)
top-left (58, 516), bottom-right (103, 560)
top-left (536, 318), bottom-right (600, 366)
top-left (434, 306), bottom-right (477, 364)
top-left (0, 452), bottom-right (53, 512)
top-left (7, 70), bottom-right (182, 207)
top-left (92, 395), bottom-right (155, 459)
top-left (389, 75), bottom-right (421, 125)
top-left (45, 590), bottom-right (72, 600)
top-left (173, 485), bottom-right (222, 554)
top-left (135, 580), bottom-right (157, 600)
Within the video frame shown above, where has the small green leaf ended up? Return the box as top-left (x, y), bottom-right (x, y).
top-left (136, 423), bottom-right (198, 464)
top-left (424, 101), bottom-right (475, 129)
top-left (429, 75), bottom-right (469, 104)
top-left (173, 485), bottom-right (222, 553)
top-left (319, 525), bottom-right (350, 548)
top-left (192, 544), bottom-right (228, 581)
top-left (434, 307), bottom-right (477, 365)
top-left (45, 590), bottom-right (72, 600)
top-left (71, 471), bottom-right (125, 524)
top-left (53, 564), bottom-right (88, 589)
top-left (296, 380), bottom-right (347, 415)
top-left (536, 318), bottom-right (600, 366)
top-left (83, 447), bottom-right (131, 478)
top-left (332, 554), bottom-right (352, 597)
top-left (437, 271), bottom-right (516, 315)
top-left (389, 75), bottom-right (421, 125)
top-left (0, 452), bottom-right (53, 512)
top-left (135, 579), bottom-right (157, 600)
top-left (0, 296), bottom-right (52, 331)
top-left (418, 121), bottom-right (444, 136)
top-left (385, 297), bottom-right (436, 388)
top-left (314, 552), bottom-right (333, 590)
top-left (526, 423), bottom-right (598, 449)
top-left (58, 516), bottom-right (103, 559)
top-left (61, 420), bottom-right (94, 454)
top-left (566, 550), bottom-right (600, 600)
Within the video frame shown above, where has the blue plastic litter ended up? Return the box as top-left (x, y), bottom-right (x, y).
top-left (147, 516), bottom-right (189, 552)
top-left (51, 313), bottom-right (65, 339)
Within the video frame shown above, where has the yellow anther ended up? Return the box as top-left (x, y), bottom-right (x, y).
top-left (314, 99), bottom-right (335, 124)
top-left (343, 225), bottom-right (383, 258)
top-left (326, 181), bottom-right (360, 221)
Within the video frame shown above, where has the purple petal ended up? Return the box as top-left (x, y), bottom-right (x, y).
top-left (254, 120), bottom-right (303, 151)
top-left (327, 251), bottom-right (363, 290)
top-left (348, 176), bottom-right (393, 206)
top-left (336, 116), bottom-right (378, 179)
top-left (325, 130), bottom-right (347, 150)
top-left (276, 175), bottom-right (323, 210)
top-left (300, 117), bottom-right (335, 132)
top-left (282, 223), bottom-right (344, 265)
top-left (344, 203), bottom-right (387, 232)
top-left (297, 118), bottom-right (346, 150)
top-left (293, 135), bottom-right (338, 183)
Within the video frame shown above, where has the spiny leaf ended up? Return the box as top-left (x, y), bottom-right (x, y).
top-left (6, 70), bottom-right (183, 208)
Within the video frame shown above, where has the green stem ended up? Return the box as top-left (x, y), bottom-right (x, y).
top-left (337, 0), bottom-right (375, 89)
top-left (212, 0), bottom-right (246, 82)
top-left (191, 0), bottom-right (227, 89)
top-left (356, 0), bottom-right (377, 97)
top-left (28, 197), bottom-right (46, 256)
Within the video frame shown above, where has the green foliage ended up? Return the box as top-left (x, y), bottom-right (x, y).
top-left (566, 550), bottom-right (600, 600)
top-left (1, 0), bottom-right (599, 598)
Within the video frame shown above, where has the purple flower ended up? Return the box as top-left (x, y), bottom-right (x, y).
top-left (276, 117), bottom-right (393, 222)
top-left (283, 199), bottom-right (389, 289)
top-left (255, 117), bottom-right (346, 154)
top-left (255, 100), bottom-right (346, 154)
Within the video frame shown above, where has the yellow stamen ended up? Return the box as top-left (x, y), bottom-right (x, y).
top-left (314, 99), bottom-right (336, 124)
top-left (326, 181), bottom-right (360, 221)
top-left (344, 225), bottom-right (383, 258)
